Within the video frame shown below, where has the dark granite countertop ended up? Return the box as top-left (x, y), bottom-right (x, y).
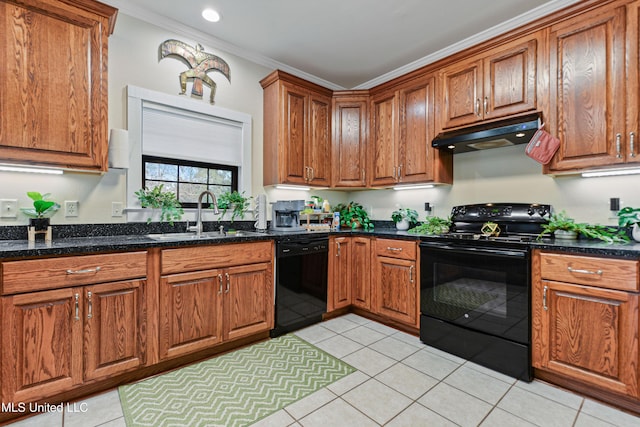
top-left (0, 222), bottom-right (639, 259)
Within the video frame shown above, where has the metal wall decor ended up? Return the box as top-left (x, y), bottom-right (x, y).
top-left (159, 39), bottom-right (231, 104)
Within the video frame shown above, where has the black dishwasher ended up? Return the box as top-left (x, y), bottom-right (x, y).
top-left (271, 236), bottom-right (328, 337)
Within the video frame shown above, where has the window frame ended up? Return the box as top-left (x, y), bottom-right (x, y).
top-left (142, 155), bottom-right (238, 209)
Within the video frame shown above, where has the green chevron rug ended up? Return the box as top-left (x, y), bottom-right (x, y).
top-left (118, 334), bottom-right (355, 427)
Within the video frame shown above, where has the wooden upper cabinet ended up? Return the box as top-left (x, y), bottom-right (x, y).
top-left (626, 0), bottom-right (640, 163)
top-left (369, 90), bottom-right (398, 186)
top-left (261, 70), bottom-right (332, 186)
top-left (332, 92), bottom-right (368, 187)
top-left (0, 0), bottom-right (117, 171)
top-left (440, 33), bottom-right (539, 129)
top-left (546, 5), bottom-right (627, 172)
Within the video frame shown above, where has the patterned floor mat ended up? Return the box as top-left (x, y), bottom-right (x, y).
top-left (118, 334), bottom-right (355, 427)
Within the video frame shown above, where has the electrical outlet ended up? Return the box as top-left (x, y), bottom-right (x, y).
top-left (0, 199), bottom-right (18, 218)
top-left (65, 200), bottom-right (79, 217)
top-left (112, 202), bottom-right (123, 217)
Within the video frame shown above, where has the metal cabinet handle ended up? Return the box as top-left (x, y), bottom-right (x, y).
top-left (630, 132), bottom-right (636, 157)
top-left (567, 266), bottom-right (603, 276)
top-left (409, 265), bottom-right (414, 283)
top-left (386, 247), bottom-right (403, 252)
top-left (362, 168), bottom-right (365, 182)
top-left (309, 167), bottom-right (314, 181)
top-left (66, 266), bottom-right (101, 275)
top-left (397, 164), bottom-right (402, 181)
top-left (336, 241), bottom-right (341, 257)
top-left (225, 273), bottom-right (230, 293)
top-left (484, 96), bottom-right (488, 114)
top-left (218, 274), bottom-right (223, 294)
top-left (616, 133), bottom-right (622, 158)
top-left (74, 293), bottom-right (80, 321)
top-left (475, 98), bottom-right (481, 116)
top-left (543, 285), bottom-right (548, 311)
top-left (392, 166), bottom-right (397, 180)
top-left (87, 292), bottom-right (93, 319)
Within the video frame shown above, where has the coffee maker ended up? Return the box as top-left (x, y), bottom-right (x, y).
top-left (271, 200), bottom-right (304, 231)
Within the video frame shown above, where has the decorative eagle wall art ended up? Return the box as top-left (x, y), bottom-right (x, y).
top-left (159, 39), bottom-right (231, 104)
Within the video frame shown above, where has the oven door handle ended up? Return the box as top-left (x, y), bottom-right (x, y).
top-left (419, 243), bottom-right (527, 258)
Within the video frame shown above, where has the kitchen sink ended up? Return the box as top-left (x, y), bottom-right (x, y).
top-left (145, 230), bottom-right (266, 241)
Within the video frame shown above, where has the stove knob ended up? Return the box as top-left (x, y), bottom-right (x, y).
top-left (527, 207), bottom-right (535, 216)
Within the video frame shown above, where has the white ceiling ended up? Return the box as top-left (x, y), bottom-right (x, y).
top-left (104, 0), bottom-right (581, 89)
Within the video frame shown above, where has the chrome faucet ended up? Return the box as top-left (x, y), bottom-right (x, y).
top-left (187, 190), bottom-right (220, 236)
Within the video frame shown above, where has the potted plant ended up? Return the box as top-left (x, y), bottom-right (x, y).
top-left (135, 184), bottom-right (183, 225)
top-left (539, 211), bottom-right (628, 243)
top-left (333, 202), bottom-right (374, 230)
top-left (391, 208), bottom-right (419, 231)
top-left (408, 216), bottom-right (451, 235)
top-left (20, 191), bottom-right (60, 230)
top-left (617, 207), bottom-right (640, 242)
top-left (217, 190), bottom-right (252, 223)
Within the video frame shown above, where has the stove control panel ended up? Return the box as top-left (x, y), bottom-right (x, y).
top-left (451, 203), bottom-right (552, 222)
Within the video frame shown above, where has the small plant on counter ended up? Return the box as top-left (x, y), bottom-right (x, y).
top-left (617, 207), bottom-right (640, 242)
top-left (135, 184), bottom-right (183, 225)
top-left (333, 202), bottom-right (374, 230)
top-left (217, 190), bottom-right (252, 223)
top-left (538, 211), bottom-right (629, 243)
top-left (408, 216), bottom-right (451, 235)
top-left (20, 191), bottom-right (60, 219)
top-left (391, 208), bottom-right (419, 224)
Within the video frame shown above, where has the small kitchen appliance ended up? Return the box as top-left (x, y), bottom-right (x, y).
top-left (271, 200), bottom-right (304, 231)
top-left (420, 202), bottom-right (552, 382)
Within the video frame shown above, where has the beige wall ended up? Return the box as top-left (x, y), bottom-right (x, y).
top-left (1, 13), bottom-right (638, 227)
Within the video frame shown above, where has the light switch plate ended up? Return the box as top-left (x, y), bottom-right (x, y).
top-left (0, 199), bottom-right (18, 218)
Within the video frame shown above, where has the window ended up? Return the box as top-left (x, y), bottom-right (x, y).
top-left (142, 156), bottom-right (238, 208)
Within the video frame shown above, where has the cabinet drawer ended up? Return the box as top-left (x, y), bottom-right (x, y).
top-left (540, 252), bottom-right (639, 291)
top-left (161, 241), bottom-right (273, 275)
top-left (375, 238), bottom-right (417, 260)
top-left (1, 252), bottom-right (147, 295)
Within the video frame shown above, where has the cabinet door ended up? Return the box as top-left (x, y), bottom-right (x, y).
top-left (370, 91), bottom-right (398, 186)
top-left (483, 37), bottom-right (538, 120)
top-left (440, 58), bottom-right (483, 129)
top-left (626, 1), bottom-right (640, 162)
top-left (351, 237), bottom-right (371, 310)
top-left (547, 6), bottom-right (627, 172)
top-left (84, 280), bottom-right (145, 382)
top-left (159, 270), bottom-right (223, 360)
top-left (224, 262), bottom-right (274, 341)
top-left (1, 288), bottom-right (83, 403)
top-left (307, 93), bottom-right (332, 186)
top-left (332, 97), bottom-right (368, 187)
top-left (398, 76), bottom-right (436, 183)
top-left (374, 256), bottom-right (417, 327)
top-left (281, 82), bottom-right (308, 184)
top-left (0, 1), bottom-right (114, 171)
top-left (328, 237), bottom-right (351, 311)
top-left (533, 280), bottom-right (639, 398)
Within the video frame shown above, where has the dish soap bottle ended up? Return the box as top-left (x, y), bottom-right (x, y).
top-left (322, 199), bottom-right (331, 213)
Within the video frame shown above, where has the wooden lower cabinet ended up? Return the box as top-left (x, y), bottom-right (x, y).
top-left (1, 279), bottom-right (145, 403)
top-left (328, 236), bottom-right (371, 312)
top-left (532, 251), bottom-right (640, 400)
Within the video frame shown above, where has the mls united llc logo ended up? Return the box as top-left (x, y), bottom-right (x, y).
top-left (2, 401), bottom-right (89, 413)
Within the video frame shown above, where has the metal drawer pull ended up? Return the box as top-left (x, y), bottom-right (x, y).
top-left (484, 96), bottom-right (488, 114)
top-left (475, 98), bottom-right (481, 116)
top-left (218, 274), bottom-right (223, 294)
top-left (87, 292), bottom-right (93, 319)
top-left (74, 293), bottom-right (80, 320)
top-left (386, 247), bottom-right (403, 252)
top-left (336, 241), bottom-right (341, 257)
top-left (567, 266), bottom-right (603, 276)
top-left (225, 273), bottom-right (230, 293)
top-left (543, 286), bottom-right (548, 311)
top-left (409, 265), bottom-right (414, 283)
top-left (66, 266), bottom-right (101, 275)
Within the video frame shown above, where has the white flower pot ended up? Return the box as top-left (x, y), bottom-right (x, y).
top-left (395, 219), bottom-right (410, 231)
top-left (554, 230), bottom-right (578, 240)
top-left (633, 224), bottom-right (640, 243)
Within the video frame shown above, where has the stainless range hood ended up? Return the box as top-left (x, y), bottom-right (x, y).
top-left (432, 113), bottom-right (540, 154)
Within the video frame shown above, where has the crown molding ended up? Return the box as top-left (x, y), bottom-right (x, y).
top-left (353, 0), bottom-right (582, 89)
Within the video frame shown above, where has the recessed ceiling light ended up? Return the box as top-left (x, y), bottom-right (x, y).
top-left (202, 8), bottom-right (221, 22)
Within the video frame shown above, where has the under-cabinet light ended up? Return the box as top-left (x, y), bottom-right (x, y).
top-left (581, 168), bottom-right (640, 178)
top-left (0, 165), bottom-right (63, 175)
top-left (275, 185), bottom-right (311, 191)
top-left (392, 184), bottom-right (434, 191)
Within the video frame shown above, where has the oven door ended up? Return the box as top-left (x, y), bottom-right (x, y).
top-left (420, 241), bottom-right (530, 345)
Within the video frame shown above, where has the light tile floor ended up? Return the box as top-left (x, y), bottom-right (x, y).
top-left (7, 314), bottom-right (640, 427)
